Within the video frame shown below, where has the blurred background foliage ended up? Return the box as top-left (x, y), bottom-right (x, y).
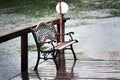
top-left (0, 0), bottom-right (119, 17)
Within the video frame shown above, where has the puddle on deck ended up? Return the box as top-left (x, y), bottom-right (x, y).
top-left (11, 59), bottom-right (120, 80)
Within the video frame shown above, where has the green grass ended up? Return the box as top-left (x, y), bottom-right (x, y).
top-left (0, 0), bottom-right (58, 17)
top-left (28, 44), bottom-right (49, 51)
top-left (0, 0), bottom-right (119, 16)
top-left (28, 44), bottom-right (37, 51)
top-left (0, 0), bottom-right (119, 21)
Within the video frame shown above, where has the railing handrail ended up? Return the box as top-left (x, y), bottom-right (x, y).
top-left (0, 18), bottom-right (70, 43)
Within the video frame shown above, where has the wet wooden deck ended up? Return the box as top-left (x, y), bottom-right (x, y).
top-left (11, 57), bottom-right (120, 80)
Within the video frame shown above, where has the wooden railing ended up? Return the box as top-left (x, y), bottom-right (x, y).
top-left (0, 18), bottom-right (69, 72)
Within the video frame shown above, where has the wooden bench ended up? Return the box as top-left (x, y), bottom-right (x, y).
top-left (31, 22), bottom-right (78, 70)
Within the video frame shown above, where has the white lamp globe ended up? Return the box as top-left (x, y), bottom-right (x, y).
top-left (56, 2), bottom-right (69, 14)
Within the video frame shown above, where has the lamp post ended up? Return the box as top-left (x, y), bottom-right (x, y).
top-left (56, 1), bottom-right (69, 71)
top-left (56, 1), bottom-right (69, 42)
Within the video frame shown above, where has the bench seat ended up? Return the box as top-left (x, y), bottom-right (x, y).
top-left (46, 40), bottom-right (77, 51)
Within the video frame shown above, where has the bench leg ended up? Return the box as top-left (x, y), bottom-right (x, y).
top-left (34, 52), bottom-right (40, 70)
top-left (53, 58), bottom-right (59, 70)
top-left (52, 52), bottom-right (59, 70)
top-left (70, 45), bottom-right (77, 60)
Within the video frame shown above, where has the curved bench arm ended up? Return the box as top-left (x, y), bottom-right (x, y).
top-left (57, 32), bottom-right (74, 41)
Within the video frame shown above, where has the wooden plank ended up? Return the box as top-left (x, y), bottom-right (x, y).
top-left (11, 59), bottom-right (120, 80)
top-left (54, 40), bottom-right (77, 50)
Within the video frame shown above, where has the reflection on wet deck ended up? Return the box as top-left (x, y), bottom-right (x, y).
top-left (11, 59), bottom-right (120, 80)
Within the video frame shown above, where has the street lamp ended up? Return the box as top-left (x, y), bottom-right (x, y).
top-left (56, 2), bottom-right (69, 14)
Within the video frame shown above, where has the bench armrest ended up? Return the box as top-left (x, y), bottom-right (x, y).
top-left (43, 40), bottom-right (56, 44)
top-left (57, 32), bottom-right (74, 41)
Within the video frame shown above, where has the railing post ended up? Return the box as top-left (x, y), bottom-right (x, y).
top-left (21, 33), bottom-right (28, 72)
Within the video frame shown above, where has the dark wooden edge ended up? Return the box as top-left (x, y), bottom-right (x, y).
top-left (0, 18), bottom-right (70, 43)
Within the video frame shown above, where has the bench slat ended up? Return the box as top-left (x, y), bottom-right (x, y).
top-left (55, 40), bottom-right (76, 50)
top-left (46, 40), bottom-right (77, 51)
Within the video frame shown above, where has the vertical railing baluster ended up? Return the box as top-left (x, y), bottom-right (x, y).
top-left (21, 33), bottom-right (28, 72)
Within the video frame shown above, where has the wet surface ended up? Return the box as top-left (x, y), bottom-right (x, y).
top-left (11, 59), bottom-right (120, 80)
top-left (0, 0), bottom-right (120, 80)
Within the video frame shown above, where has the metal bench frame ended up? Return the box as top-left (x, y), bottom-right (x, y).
top-left (31, 22), bottom-right (78, 70)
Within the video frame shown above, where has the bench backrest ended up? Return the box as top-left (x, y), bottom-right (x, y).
top-left (31, 22), bottom-right (57, 45)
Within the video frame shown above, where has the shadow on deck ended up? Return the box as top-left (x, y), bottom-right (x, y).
top-left (11, 58), bottom-right (120, 80)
